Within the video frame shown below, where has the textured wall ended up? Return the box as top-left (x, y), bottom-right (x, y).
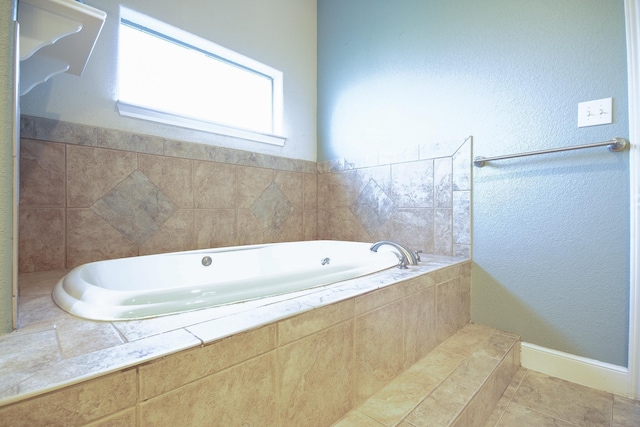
top-left (0, 1), bottom-right (16, 335)
top-left (317, 0), bottom-right (629, 365)
top-left (19, 0), bottom-right (318, 161)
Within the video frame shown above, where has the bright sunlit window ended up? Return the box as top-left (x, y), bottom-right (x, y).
top-left (117, 7), bottom-right (285, 146)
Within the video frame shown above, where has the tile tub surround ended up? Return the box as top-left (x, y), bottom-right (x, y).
top-left (18, 115), bottom-right (318, 272)
top-left (317, 137), bottom-right (471, 259)
top-left (0, 257), bottom-right (469, 426)
top-left (18, 115), bottom-right (471, 273)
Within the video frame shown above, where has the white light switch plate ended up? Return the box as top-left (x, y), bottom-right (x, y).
top-left (578, 97), bottom-right (612, 127)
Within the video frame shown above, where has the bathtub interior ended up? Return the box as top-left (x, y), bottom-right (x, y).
top-left (52, 241), bottom-right (402, 321)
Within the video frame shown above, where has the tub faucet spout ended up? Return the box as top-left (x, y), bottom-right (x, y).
top-left (370, 241), bottom-right (419, 268)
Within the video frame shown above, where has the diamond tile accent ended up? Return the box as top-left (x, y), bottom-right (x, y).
top-left (91, 170), bottom-right (178, 245)
top-left (351, 179), bottom-right (396, 235)
top-left (250, 182), bottom-right (294, 232)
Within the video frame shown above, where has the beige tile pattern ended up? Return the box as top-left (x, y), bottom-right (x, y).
top-left (335, 323), bottom-right (520, 427)
top-left (21, 115), bottom-right (98, 146)
top-left (452, 346), bottom-right (520, 427)
top-left (404, 285), bottom-right (438, 366)
top-left (19, 139), bottom-right (65, 207)
top-left (54, 316), bottom-right (124, 358)
top-left (194, 160), bottom-right (237, 209)
top-left (13, 115), bottom-right (480, 424)
top-left (304, 172), bottom-right (318, 210)
top-left (357, 347), bottom-right (466, 425)
top-left (406, 378), bottom-right (476, 426)
top-left (11, 263), bottom-right (637, 427)
top-left (66, 144), bottom-right (138, 208)
top-left (437, 277), bottom-right (470, 342)
top-left (510, 370), bottom-right (613, 426)
top-left (435, 157), bottom-right (453, 209)
top-left (355, 300), bottom-right (405, 402)
top-left (277, 298), bottom-right (354, 346)
top-left (5, 258), bottom-right (472, 426)
top-left (318, 137), bottom-right (471, 256)
top-left (91, 170), bottom-right (178, 244)
top-left (139, 353), bottom-right (278, 427)
top-left (613, 395), bottom-right (640, 427)
top-left (279, 322), bottom-right (355, 426)
top-left (139, 209), bottom-right (194, 255)
top-left (138, 153), bottom-right (193, 208)
top-left (0, 327), bottom-right (61, 394)
top-left (237, 165), bottom-right (274, 208)
top-left (83, 408), bottom-right (137, 427)
top-left (0, 370), bottom-right (137, 427)
top-left (97, 127), bottom-right (164, 155)
top-left (19, 116), bottom-right (318, 271)
top-left (495, 401), bottom-right (576, 427)
top-left (18, 208), bottom-right (65, 272)
top-left (138, 325), bottom-right (277, 400)
top-left (391, 159), bottom-right (435, 208)
top-left (66, 208), bottom-right (138, 267)
top-left (485, 367), bottom-right (640, 427)
top-left (333, 410), bottom-right (386, 426)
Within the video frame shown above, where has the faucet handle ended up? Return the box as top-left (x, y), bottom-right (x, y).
top-left (414, 250), bottom-right (423, 262)
top-left (390, 251), bottom-right (409, 269)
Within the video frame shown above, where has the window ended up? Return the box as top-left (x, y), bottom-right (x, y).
top-left (117, 7), bottom-right (285, 146)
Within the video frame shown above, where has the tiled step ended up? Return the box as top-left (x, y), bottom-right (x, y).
top-left (333, 323), bottom-right (520, 427)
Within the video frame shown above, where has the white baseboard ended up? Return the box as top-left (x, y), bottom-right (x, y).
top-left (520, 342), bottom-right (631, 397)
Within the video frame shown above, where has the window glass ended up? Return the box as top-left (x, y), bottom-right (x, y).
top-left (117, 8), bottom-right (285, 145)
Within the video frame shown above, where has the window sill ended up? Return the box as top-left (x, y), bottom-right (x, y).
top-left (116, 101), bottom-right (287, 147)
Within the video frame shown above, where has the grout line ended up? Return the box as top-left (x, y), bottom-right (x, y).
top-left (493, 368), bottom-right (527, 426)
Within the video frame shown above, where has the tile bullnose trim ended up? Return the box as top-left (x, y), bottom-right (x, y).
top-left (20, 115), bottom-right (316, 174)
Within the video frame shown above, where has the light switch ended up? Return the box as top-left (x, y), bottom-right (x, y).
top-left (578, 97), bottom-right (612, 127)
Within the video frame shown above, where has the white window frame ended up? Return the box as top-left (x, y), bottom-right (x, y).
top-left (116, 7), bottom-right (286, 146)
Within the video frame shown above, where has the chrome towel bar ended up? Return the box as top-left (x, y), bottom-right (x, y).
top-left (473, 137), bottom-right (628, 167)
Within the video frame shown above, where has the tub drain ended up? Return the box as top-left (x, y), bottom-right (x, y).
top-left (202, 256), bottom-right (212, 266)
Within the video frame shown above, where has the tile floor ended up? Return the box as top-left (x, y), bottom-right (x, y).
top-left (484, 368), bottom-right (640, 427)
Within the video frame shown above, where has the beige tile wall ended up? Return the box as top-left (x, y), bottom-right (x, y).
top-left (317, 138), bottom-right (471, 258)
top-left (12, 117), bottom-right (473, 425)
top-left (18, 116), bottom-right (318, 272)
top-left (18, 116), bottom-right (470, 272)
top-left (0, 262), bottom-right (471, 427)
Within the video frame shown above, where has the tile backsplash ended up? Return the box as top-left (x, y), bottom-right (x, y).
top-left (18, 116), bottom-right (470, 272)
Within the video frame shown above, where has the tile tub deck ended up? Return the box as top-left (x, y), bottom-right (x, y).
top-left (1, 255), bottom-right (470, 426)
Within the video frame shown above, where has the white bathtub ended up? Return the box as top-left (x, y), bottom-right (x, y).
top-left (52, 241), bottom-right (401, 321)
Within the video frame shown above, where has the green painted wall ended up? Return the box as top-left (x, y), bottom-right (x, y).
top-left (318, 0), bottom-right (630, 365)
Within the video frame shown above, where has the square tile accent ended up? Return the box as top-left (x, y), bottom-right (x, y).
top-left (91, 170), bottom-right (178, 245)
top-left (250, 181), bottom-right (294, 232)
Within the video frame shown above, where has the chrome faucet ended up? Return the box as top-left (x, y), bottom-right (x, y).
top-left (370, 241), bottom-right (420, 269)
